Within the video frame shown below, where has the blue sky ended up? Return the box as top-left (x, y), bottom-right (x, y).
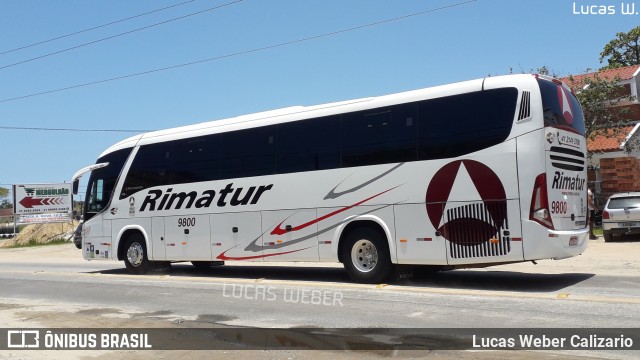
top-left (0, 0), bottom-right (637, 199)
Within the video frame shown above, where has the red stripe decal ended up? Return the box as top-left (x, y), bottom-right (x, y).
top-left (512, 237), bottom-right (522, 241)
top-left (216, 247), bottom-right (311, 261)
top-left (270, 187), bottom-right (397, 236)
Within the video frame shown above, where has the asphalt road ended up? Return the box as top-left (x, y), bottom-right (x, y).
top-left (0, 240), bottom-right (638, 359)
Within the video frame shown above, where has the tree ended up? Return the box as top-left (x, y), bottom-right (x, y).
top-left (599, 26), bottom-right (640, 69)
top-left (566, 71), bottom-right (638, 154)
top-left (0, 199), bottom-right (11, 209)
top-left (508, 65), bottom-right (559, 77)
top-left (534, 66), bottom-right (557, 77)
top-left (0, 187), bottom-right (10, 209)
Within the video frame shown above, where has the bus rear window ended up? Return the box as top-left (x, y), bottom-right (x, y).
top-left (538, 79), bottom-right (585, 135)
top-left (537, 78), bottom-right (585, 136)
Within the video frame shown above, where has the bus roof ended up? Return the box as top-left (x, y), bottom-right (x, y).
top-left (99, 74), bottom-right (539, 158)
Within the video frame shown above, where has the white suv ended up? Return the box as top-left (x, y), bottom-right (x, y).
top-left (602, 192), bottom-right (640, 242)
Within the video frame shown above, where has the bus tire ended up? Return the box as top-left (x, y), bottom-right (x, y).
top-left (341, 227), bottom-right (393, 284)
top-left (123, 234), bottom-right (151, 275)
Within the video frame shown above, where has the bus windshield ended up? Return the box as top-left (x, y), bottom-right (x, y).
top-left (538, 78), bottom-right (586, 136)
top-left (84, 148), bottom-right (132, 220)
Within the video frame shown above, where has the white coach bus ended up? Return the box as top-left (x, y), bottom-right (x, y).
top-left (72, 74), bottom-right (589, 283)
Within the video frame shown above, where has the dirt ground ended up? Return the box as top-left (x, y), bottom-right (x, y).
top-left (0, 237), bottom-right (637, 359)
top-left (0, 221), bottom-right (78, 248)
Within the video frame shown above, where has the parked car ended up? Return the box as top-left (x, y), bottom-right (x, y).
top-left (602, 192), bottom-right (640, 242)
top-left (73, 221), bottom-right (83, 249)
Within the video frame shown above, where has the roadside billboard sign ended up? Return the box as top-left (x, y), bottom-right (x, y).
top-left (17, 213), bottom-right (71, 224)
top-left (13, 183), bottom-right (73, 215)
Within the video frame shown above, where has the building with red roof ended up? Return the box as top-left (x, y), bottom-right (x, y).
top-left (561, 65), bottom-right (640, 204)
top-left (564, 65), bottom-right (640, 90)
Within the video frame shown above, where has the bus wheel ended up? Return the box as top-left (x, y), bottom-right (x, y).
top-left (342, 227), bottom-right (392, 284)
top-left (123, 234), bottom-right (151, 275)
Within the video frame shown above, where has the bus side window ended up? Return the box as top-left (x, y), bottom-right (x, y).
top-left (95, 179), bottom-right (103, 202)
top-left (88, 179), bottom-right (103, 211)
top-left (341, 103), bottom-right (417, 167)
top-left (277, 115), bottom-right (340, 173)
top-left (171, 135), bottom-right (220, 183)
top-left (417, 88), bottom-right (517, 160)
top-left (221, 127), bottom-right (276, 179)
top-left (120, 142), bottom-right (171, 199)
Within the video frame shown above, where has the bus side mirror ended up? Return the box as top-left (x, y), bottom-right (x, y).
top-left (73, 179), bottom-right (79, 195)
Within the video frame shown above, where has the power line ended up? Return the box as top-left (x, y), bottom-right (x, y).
top-left (0, 0), bottom-right (197, 56)
top-left (0, 0), bottom-right (476, 104)
top-left (0, 0), bottom-right (243, 71)
top-left (0, 126), bottom-right (152, 133)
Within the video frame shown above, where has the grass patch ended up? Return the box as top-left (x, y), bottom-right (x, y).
top-left (5, 238), bottom-right (70, 248)
top-left (593, 227), bottom-right (603, 236)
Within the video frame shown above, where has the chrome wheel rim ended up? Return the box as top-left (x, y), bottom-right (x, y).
top-left (351, 239), bottom-right (378, 273)
top-left (127, 242), bottom-right (144, 267)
